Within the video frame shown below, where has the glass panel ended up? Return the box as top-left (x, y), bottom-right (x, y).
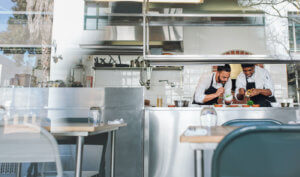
top-left (86, 6), bottom-right (97, 16)
top-left (0, 0), bottom-right (53, 87)
top-left (86, 18), bottom-right (97, 30)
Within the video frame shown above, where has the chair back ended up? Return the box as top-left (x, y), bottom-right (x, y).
top-left (212, 125), bottom-right (300, 177)
top-left (222, 119), bottom-right (282, 126)
top-left (0, 121), bottom-right (63, 177)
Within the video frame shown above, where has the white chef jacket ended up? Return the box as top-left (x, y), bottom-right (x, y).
top-left (235, 66), bottom-right (274, 100)
top-left (194, 73), bottom-right (232, 104)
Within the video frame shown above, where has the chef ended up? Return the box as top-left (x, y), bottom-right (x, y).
top-left (235, 64), bottom-right (275, 107)
top-left (193, 64), bottom-right (233, 105)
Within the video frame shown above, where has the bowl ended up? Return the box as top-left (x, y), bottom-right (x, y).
top-left (227, 105), bottom-right (239, 107)
top-left (174, 100), bottom-right (189, 107)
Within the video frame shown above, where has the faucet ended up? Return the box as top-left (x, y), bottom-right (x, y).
top-left (159, 80), bottom-right (175, 87)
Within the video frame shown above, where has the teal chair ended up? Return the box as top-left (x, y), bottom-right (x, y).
top-left (222, 119), bottom-right (282, 126)
top-left (212, 125), bottom-right (300, 177)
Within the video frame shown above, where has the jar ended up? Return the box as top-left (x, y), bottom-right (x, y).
top-left (200, 107), bottom-right (218, 127)
top-left (89, 107), bottom-right (103, 126)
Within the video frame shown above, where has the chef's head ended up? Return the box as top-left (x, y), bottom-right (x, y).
top-left (241, 64), bottom-right (255, 78)
top-left (216, 64), bottom-right (231, 85)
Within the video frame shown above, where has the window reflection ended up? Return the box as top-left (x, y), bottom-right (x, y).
top-left (0, 0), bottom-right (53, 87)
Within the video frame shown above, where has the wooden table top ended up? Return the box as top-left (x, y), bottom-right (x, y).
top-left (50, 123), bottom-right (127, 133)
top-left (180, 126), bottom-right (239, 143)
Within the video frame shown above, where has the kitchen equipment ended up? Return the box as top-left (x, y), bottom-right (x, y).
top-left (174, 100), bottom-right (189, 107)
top-left (200, 107), bottom-right (218, 127)
top-left (94, 57), bottom-right (113, 67)
top-left (71, 60), bottom-right (86, 87)
top-left (89, 106), bottom-right (103, 126)
top-left (135, 56), bottom-right (141, 67)
top-left (157, 96), bottom-right (163, 107)
top-left (130, 56), bottom-right (141, 67)
top-left (130, 60), bottom-right (136, 67)
top-left (116, 55), bottom-right (129, 67)
top-left (140, 60), bottom-right (149, 68)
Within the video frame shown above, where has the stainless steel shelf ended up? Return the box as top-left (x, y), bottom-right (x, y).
top-left (146, 13), bottom-right (265, 17)
top-left (93, 66), bottom-right (183, 71)
top-left (144, 55), bottom-right (300, 64)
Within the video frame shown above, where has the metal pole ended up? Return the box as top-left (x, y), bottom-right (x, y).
top-left (143, 0), bottom-right (147, 58)
top-left (293, 21), bottom-right (297, 52)
top-left (201, 150), bottom-right (204, 177)
top-left (110, 131), bottom-right (116, 177)
top-left (295, 64), bottom-right (300, 104)
top-left (16, 163), bottom-right (21, 177)
top-left (75, 136), bottom-right (85, 177)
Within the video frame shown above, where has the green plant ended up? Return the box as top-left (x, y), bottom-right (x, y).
top-left (247, 100), bottom-right (254, 106)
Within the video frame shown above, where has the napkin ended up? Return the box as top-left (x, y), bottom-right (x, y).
top-left (184, 128), bottom-right (208, 136)
top-left (108, 118), bottom-right (125, 125)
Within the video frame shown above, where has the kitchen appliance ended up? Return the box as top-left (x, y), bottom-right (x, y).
top-left (71, 60), bottom-right (86, 87)
top-left (174, 100), bottom-right (189, 107)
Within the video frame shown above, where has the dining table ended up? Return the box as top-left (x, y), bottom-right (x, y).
top-left (180, 126), bottom-right (238, 177)
top-left (50, 123), bottom-right (127, 177)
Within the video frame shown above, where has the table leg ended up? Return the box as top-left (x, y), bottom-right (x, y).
top-left (195, 150), bottom-right (204, 177)
top-left (75, 136), bottom-right (85, 177)
top-left (16, 163), bottom-right (21, 177)
top-left (110, 131), bottom-right (116, 177)
top-left (201, 150), bottom-right (204, 177)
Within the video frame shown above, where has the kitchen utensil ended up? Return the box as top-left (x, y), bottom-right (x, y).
top-left (116, 55), bottom-right (129, 67)
top-left (135, 56), bottom-right (141, 67)
top-left (200, 107), bottom-right (218, 127)
top-left (140, 60), bottom-right (149, 68)
top-left (174, 100), bottom-right (189, 107)
top-left (108, 55), bottom-right (117, 67)
top-left (157, 96), bottom-right (163, 107)
top-left (130, 60), bottom-right (136, 67)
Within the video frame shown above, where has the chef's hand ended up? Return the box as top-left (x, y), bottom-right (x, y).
top-left (237, 88), bottom-right (245, 100)
top-left (250, 89), bottom-right (260, 97)
top-left (239, 88), bottom-right (245, 96)
top-left (216, 87), bottom-right (225, 97)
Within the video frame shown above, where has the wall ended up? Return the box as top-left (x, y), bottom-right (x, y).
top-left (183, 26), bottom-right (268, 55)
top-left (50, 1), bottom-right (289, 105)
top-left (92, 26), bottom-right (289, 106)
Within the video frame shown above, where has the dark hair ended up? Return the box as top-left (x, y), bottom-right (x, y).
top-left (217, 64), bottom-right (231, 72)
top-left (241, 64), bottom-right (255, 68)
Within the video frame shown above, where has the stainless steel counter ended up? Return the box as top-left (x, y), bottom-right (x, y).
top-left (144, 107), bottom-right (300, 177)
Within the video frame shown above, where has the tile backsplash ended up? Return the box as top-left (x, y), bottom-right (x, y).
top-left (90, 56), bottom-right (288, 106)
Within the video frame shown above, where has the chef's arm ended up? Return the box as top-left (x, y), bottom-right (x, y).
top-left (202, 93), bottom-right (219, 103)
top-left (235, 75), bottom-right (246, 101)
top-left (202, 87), bottom-right (224, 103)
top-left (256, 89), bottom-right (272, 97)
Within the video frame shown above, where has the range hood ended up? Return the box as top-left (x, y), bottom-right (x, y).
top-left (80, 0), bottom-right (263, 55)
top-left (80, 1), bottom-right (183, 55)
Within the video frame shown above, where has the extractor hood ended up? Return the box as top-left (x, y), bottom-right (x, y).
top-left (80, 0), bottom-right (263, 55)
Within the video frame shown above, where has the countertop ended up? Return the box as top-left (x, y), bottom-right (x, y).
top-left (145, 106), bottom-right (299, 111)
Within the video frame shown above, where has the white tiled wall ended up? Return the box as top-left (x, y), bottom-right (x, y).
top-left (93, 61), bottom-right (288, 106)
top-left (265, 64), bottom-right (289, 99)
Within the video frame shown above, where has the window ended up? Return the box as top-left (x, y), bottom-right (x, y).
top-left (288, 12), bottom-right (300, 52)
top-left (84, 2), bottom-right (109, 30)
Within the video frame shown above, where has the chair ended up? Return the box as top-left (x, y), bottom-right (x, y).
top-left (222, 118), bottom-right (282, 126)
top-left (0, 123), bottom-right (63, 177)
top-left (212, 125), bottom-right (300, 177)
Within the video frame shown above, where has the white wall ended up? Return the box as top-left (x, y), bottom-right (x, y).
top-left (50, 0), bottom-right (110, 81)
top-left (51, 1), bottom-right (289, 105)
top-left (184, 26), bottom-right (268, 55)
